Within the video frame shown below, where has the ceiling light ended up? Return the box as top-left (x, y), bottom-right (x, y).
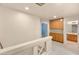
top-left (60, 19), bottom-right (63, 21)
top-left (53, 16), bottom-right (57, 18)
top-left (25, 7), bottom-right (29, 10)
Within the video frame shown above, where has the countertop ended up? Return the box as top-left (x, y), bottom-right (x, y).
top-left (67, 33), bottom-right (78, 35)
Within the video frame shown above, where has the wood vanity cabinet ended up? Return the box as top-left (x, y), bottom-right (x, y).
top-left (49, 18), bottom-right (64, 43)
top-left (49, 19), bottom-right (63, 30)
top-left (49, 32), bottom-right (64, 43)
top-left (67, 34), bottom-right (77, 42)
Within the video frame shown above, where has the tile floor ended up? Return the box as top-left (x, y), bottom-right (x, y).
top-left (46, 40), bottom-right (79, 55)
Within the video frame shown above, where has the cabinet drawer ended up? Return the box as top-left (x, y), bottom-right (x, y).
top-left (67, 34), bottom-right (77, 42)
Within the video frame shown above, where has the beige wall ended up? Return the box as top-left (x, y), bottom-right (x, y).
top-left (0, 6), bottom-right (41, 48)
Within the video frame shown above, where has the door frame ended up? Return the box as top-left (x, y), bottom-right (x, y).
top-left (41, 21), bottom-right (49, 37)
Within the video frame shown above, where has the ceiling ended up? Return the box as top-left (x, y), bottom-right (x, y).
top-left (1, 3), bottom-right (79, 19)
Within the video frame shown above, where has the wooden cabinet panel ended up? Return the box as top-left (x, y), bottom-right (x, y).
top-left (57, 33), bottom-right (64, 43)
top-left (49, 32), bottom-right (56, 41)
top-left (50, 21), bottom-right (55, 29)
top-left (49, 32), bottom-right (63, 43)
top-left (67, 34), bottom-right (77, 42)
top-left (49, 18), bottom-right (64, 43)
top-left (50, 19), bottom-right (63, 29)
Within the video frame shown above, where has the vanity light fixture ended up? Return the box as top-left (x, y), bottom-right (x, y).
top-left (67, 20), bottom-right (78, 25)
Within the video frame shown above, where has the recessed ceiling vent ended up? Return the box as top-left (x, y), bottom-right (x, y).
top-left (35, 3), bottom-right (45, 6)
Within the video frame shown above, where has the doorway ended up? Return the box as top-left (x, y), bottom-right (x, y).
top-left (41, 23), bottom-right (48, 37)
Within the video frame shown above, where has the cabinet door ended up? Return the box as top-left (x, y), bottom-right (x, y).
top-left (49, 33), bottom-right (63, 43)
top-left (49, 20), bottom-right (63, 29)
top-left (55, 33), bottom-right (63, 43)
top-left (49, 33), bottom-right (56, 40)
top-left (58, 21), bottom-right (63, 29)
top-left (50, 21), bottom-right (55, 29)
top-left (58, 34), bottom-right (63, 43)
top-left (67, 34), bottom-right (77, 42)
